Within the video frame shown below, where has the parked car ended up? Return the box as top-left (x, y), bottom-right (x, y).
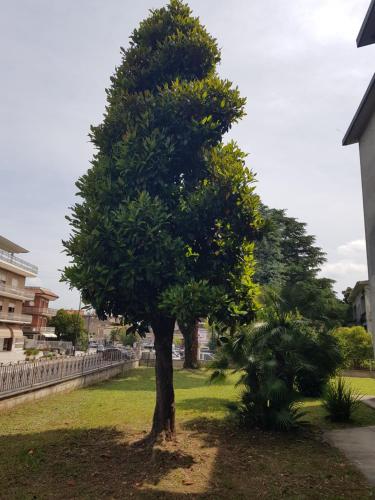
top-left (200, 351), bottom-right (214, 361)
top-left (96, 345), bottom-right (105, 353)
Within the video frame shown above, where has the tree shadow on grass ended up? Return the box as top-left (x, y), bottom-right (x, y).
top-left (86, 367), bottom-right (235, 393)
top-left (179, 417), bottom-right (374, 499)
top-left (0, 418), bottom-right (373, 499)
top-left (0, 427), bottom-right (195, 499)
top-left (176, 397), bottom-right (232, 413)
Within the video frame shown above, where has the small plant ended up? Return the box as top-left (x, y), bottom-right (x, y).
top-left (24, 348), bottom-right (39, 360)
top-left (322, 377), bottom-right (361, 422)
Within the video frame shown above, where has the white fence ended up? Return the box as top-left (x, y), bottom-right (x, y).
top-left (0, 351), bottom-right (135, 397)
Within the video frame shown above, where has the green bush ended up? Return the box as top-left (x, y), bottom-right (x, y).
top-left (295, 329), bottom-right (342, 397)
top-left (322, 377), bottom-right (361, 422)
top-left (25, 348), bottom-right (39, 357)
top-left (333, 326), bottom-right (373, 369)
top-left (229, 359), bottom-right (307, 431)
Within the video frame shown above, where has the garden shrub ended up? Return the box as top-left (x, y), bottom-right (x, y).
top-left (322, 377), bottom-right (360, 422)
top-left (333, 326), bottom-right (373, 369)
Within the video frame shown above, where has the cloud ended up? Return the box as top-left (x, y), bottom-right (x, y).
top-left (337, 239), bottom-right (367, 257)
top-left (321, 239), bottom-right (368, 294)
top-left (303, 0), bottom-right (366, 43)
top-left (322, 261), bottom-right (367, 276)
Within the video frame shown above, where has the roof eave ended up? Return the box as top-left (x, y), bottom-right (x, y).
top-left (343, 73), bottom-right (375, 146)
top-left (356, 0), bottom-right (375, 47)
top-left (0, 235), bottom-right (29, 254)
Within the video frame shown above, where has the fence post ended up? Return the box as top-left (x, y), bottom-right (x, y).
top-left (31, 360), bottom-right (36, 388)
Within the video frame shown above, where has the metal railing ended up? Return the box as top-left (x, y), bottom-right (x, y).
top-left (22, 306), bottom-right (57, 317)
top-left (0, 312), bottom-right (32, 323)
top-left (0, 351), bottom-right (136, 397)
top-left (0, 249), bottom-right (38, 275)
top-left (23, 326), bottom-right (56, 334)
top-left (0, 283), bottom-right (35, 300)
top-left (39, 327), bottom-right (56, 334)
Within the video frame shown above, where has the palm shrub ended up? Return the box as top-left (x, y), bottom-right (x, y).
top-left (234, 356), bottom-right (306, 431)
top-left (295, 328), bottom-right (342, 397)
top-left (322, 377), bottom-right (361, 422)
top-left (211, 302), bottom-right (341, 430)
top-left (211, 319), bottom-right (308, 431)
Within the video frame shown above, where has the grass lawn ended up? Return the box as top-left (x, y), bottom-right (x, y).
top-left (0, 368), bottom-right (374, 499)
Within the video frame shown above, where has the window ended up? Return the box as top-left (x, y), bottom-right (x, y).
top-left (11, 278), bottom-right (18, 288)
top-left (0, 272), bottom-right (5, 285)
top-left (8, 303), bottom-right (15, 313)
top-left (0, 301), bottom-right (2, 312)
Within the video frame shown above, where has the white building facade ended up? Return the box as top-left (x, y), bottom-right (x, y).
top-left (343, 0), bottom-right (375, 355)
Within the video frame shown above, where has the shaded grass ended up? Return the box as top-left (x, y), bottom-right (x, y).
top-left (0, 368), bottom-right (374, 498)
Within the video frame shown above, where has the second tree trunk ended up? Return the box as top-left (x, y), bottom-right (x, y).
top-left (180, 319), bottom-right (199, 369)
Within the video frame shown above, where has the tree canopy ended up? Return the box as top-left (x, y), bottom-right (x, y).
top-left (49, 309), bottom-right (87, 348)
top-left (62, 0), bottom-right (260, 437)
top-left (254, 205), bottom-right (349, 328)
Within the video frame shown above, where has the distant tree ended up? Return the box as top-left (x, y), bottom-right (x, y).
top-left (333, 326), bottom-right (373, 369)
top-left (342, 287), bottom-right (353, 304)
top-left (49, 310), bottom-right (87, 348)
top-left (110, 327), bottom-right (120, 343)
top-left (254, 205), bottom-right (349, 328)
top-left (120, 329), bottom-right (139, 347)
top-left (62, 1), bottom-right (260, 438)
top-left (160, 281), bottom-right (221, 368)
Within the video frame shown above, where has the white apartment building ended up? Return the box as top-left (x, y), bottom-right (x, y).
top-left (0, 235), bottom-right (37, 352)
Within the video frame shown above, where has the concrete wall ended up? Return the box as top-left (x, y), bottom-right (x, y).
top-left (0, 359), bottom-right (139, 412)
top-left (359, 110), bottom-right (375, 354)
top-left (341, 369), bottom-right (375, 379)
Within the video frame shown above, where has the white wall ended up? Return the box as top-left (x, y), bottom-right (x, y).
top-left (359, 110), bottom-right (375, 354)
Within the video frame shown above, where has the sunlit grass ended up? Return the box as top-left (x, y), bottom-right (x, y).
top-left (0, 368), bottom-right (374, 498)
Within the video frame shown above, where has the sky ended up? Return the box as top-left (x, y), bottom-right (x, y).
top-left (0, 0), bottom-right (372, 308)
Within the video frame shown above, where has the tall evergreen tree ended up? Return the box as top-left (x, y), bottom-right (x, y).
top-left (63, 0), bottom-right (260, 437)
top-left (254, 205), bottom-right (348, 328)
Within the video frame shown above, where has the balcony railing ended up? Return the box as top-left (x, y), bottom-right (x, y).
top-left (0, 249), bottom-right (38, 275)
top-left (22, 306), bottom-right (57, 317)
top-left (0, 283), bottom-right (35, 300)
top-left (23, 326), bottom-right (56, 334)
top-left (39, 327), bottom-right (56, 334)
top-left (0, 312), bottom-right (32, 323)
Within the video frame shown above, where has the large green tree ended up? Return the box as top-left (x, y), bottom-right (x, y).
top-left (63, 1), bottom-right (260, 438)
top-left (254, 205), bottom-right (348, 328)
top-left (49, 309), bottom-right (87, 348)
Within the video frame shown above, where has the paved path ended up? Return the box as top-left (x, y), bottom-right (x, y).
top-left (362, 396), bottom-right (375, 410)
top-left (325, 425), bottom-right (375, 486)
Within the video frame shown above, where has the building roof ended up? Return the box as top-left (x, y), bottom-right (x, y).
top-left (343, 74), bottom-right (375, 145)
top-left (25, 287), bottom-right (59, 301)
top-left (357, 0), bottom-right (375, 47)
top-left (0, 235), bottom-right (29, 254)
top-left (349, 280), bottom-right (369, 302)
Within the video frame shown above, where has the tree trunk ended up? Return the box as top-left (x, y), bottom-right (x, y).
top-left (151, 316), bottom-right (176, 439)
top-left (180, 319), bottom-right (199, 369)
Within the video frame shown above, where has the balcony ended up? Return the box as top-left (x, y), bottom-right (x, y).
top-left (23, 325), bottom-right (56, 333)
top-left (0, 283), bottom-right (35, 301)
top-left (22, 306), bottom-right (57, 317)
top-left (0, 249), bottom-right (38, 277)
top-left (0, 312), bottom-right (32, 324)
top-left (40, 326), bottom-right (56, 334)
